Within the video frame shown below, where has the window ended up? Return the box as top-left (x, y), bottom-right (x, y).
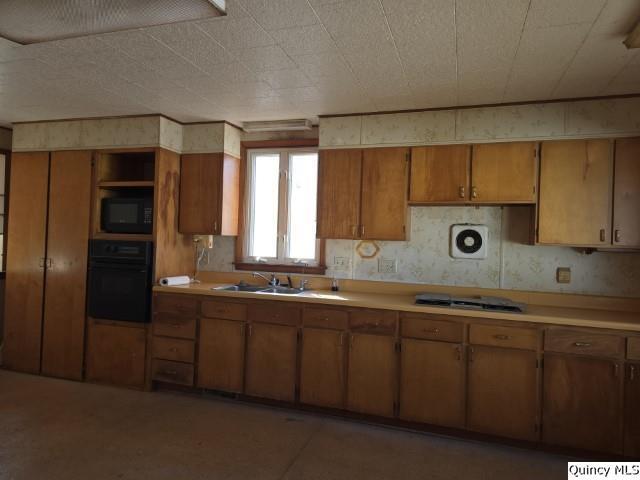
top-left (0, 152), bottom-right (6, 272)
top-left (244, 148), bottom-right (319, 266)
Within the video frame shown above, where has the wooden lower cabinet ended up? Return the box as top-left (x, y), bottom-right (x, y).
top-left (625, 363), bottom-right (640, 457)
top-left (85, 322), bottom-right (146, 389)
top-left (399, 339), bottom-right (465, 428)
top-left (245, 322), bottom-right (298, 402)
top-left (543, 353), bottom-right (623, 454)
top-left (347, 333), bottom-right (397, 417)
top-left (197, 317), bottom-right (246, 393)
top-left (299, 328), bottom-right (346, 409)
top-left (467, 346), bottom-right (539, 441)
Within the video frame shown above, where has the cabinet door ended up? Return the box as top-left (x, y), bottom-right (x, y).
top-left (467, 346), bottom-right (539, 441)
top-left (538, 140), bottom-right (613, 245)
top-left (543, 353), bottom-right (623, 454)
top-left (625, 363), bottom-right (640, 458)
top-left (399, 339), bottom-right (465, 428)
top-left (3, 152), bottom-right (49, 374)
top-left (613, 138), bottom-right (640, 247)
top-left (41, 151), bottom-right (92, 380)
top-left (179, 153), bottom-right (222, 234)
top-left (347, 333), bottom-right (396, 417)
top-left (245, 322), bottom-right (298, 402)
top-left (316, 149), bottom-right (362, 239)
top-left (410, 145), bottom-right (470, 203)
top-left (361, 147), bottom-right (409, 240)
top-left (300, 328), bottom-right (346, 409)
top-left (85, 322), bottom-right (146, 389)
top-left (471, 142), bottom-right (537, 203)
top-left (197, 317), bottom-right (246, 393)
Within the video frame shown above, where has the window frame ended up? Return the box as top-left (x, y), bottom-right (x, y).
top-left (0, 149), bottom-right (9, 276)
top-left (235, 139), bottom-right (326, 275)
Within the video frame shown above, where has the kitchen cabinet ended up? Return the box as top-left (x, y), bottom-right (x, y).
top-left (86, 321), bottom-right (147, 389)
top-left (612, 137), bottom-right (640, 247)
top-left (245, 322), bottom-right (298, 402)
top-left (317, 147), bottom-right (408, 240)
top-left (347, 333), bottom-right (397, 417)
top-left (471, 142), bottom-right (537, 203)
top-left (538, 139), bottom-right (613, 246)
top-left (198, 317), bottom-right (246, 393)
top-left (467, 346), bottom-right (539, 441)
top-left (4, 150), bottom-right (92, 379)
top-left (543, 353), bottom-right (623, 454)
top-left (399, 339), bottom-right (465, 428)
top-left (179, 153), bottom-right (240, 235)
top-left (316, 149), bottom-right (362, 239)
top-left (625, 363), bottom-right (640, 457)
top-left (410, 145), bottom-right (470, 204)
top-left (299, 327), bottom-right (346, 409)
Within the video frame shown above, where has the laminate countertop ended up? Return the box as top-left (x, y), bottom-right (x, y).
top-left (153, 283), bottom-right (640, 333)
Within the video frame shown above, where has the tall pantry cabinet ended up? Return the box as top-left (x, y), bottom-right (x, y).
top-left (3, 151), bottom-right (92, 379)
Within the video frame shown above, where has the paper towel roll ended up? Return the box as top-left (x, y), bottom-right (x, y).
top-left (159, 275), bottom-right (191, 286)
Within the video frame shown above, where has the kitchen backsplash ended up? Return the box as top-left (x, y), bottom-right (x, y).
top-left (201, 206), bottom-right (640, 298)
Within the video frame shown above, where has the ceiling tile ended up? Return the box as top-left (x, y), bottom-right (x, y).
top-left (238, 45), bottom-right (296, 71)
top-left (141, 55), bottom-right (205, 80)
top-left (238, 0), bottom-right (318, 30)
top-left (292, 51), bottom-right (352, 78)
top-left (198, 17), bottom-right (275, 52)
top-left (101, 31), bottom-right (175, 60)
top-left (591, 0), bottom-right (640, 35)
top-left (270, 24), bottom-right (336, 56)
top-left (526, 0), bottom-right (606, 28)
top-left (258, 69), bottom-right (314, 88)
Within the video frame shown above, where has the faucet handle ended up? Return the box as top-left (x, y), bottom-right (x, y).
top-left (299, 279), bottom-right (310, 291)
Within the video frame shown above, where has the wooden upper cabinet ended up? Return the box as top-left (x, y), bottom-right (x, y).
top-left (409, 145), bottom-right (470, 204)
top-left (543, 353), bottom-right (623, 454)
top-left (613, 137), bottom-right (640, 247)
top-left (41, 151), bottom-right (92, 381)
top-left (471, 142), bottom-right (537, 203)
top-left (3, 152), bottom-right (50, 374)
top-left (179, 153), bottom-right (240, 235)
top-left (538, 139), bottom-right (613, 246)
top-left (361, 147), bottom-right (409, 240)
top-left (467, 346), bottom-right (539, 441)
top-left (316, 149), bottom-right (362, 239)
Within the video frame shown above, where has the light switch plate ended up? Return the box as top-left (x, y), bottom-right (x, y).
top-left (333, 256), bottom-right (350, 271)
top-left (378, 258), bottom-right (397, 273)
top-left (556, 267), bottom-right (571, 284)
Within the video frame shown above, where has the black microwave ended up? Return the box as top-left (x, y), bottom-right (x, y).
top-left (101, 197), bottom-right (153, 234)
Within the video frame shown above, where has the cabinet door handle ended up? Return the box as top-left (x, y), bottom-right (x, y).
top-left (600, 229), bottom-right (606, 242)
top-left (573, 342), bottom-right (592, 348)
top-left (247, 324), bottom-right (252, 337)
top-left (631, 365), bottom-right (636, 381)
top-left (213, 221), bottom-right (218, 233)
top-left (458, 186), bottom-right (465, 198)
top-left (39, 257), bottom-right (46, 268)
top-left (455, 345), bottom-right (462, 361)
top-left (351, 225), bottom-right (357, 238)
top-left (339, 332), bottom-right (344, 346)
top-left (471, 186), bottom-right (478, 199)
top-left (468, 347), bottom-right (474, 362)
top-left (360, 225), bottom-right (365, 238)
top-left (613, 363), bottom-right (620, 378)
top-left (614, 230), bottom-right (621, 243)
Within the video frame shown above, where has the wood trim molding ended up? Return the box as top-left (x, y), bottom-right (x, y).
top-left (0, 126), bottom-right (12, 132)
top-left (318, 93), bottom-right (640, 119)
top-left (10, 114), bottom-right (242, 130)
top-left (234, 262), bottom-right (327, 275)
top-left (235, 138), bottom-right (323, 271)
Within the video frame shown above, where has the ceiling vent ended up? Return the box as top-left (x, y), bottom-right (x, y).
top-left (624, 19), bottom-right (640, 49)
top-left (243, 119), bottom-right (313, 133)
top-left (0, 0), bottom-right (226, 44)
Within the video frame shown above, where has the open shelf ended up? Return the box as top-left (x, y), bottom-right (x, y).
top-left (96, 151), bottom-right (156, 183)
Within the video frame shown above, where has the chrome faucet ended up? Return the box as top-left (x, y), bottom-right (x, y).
top-left (252, 272), bottom-right (279, 286)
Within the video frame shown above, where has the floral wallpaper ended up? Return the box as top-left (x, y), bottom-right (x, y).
top-left (181, 123), bottom-right (225, 154)
top-left (159, 117), bottom-right (183, 153)
top-left (223, 123), bottom-right (242, 158)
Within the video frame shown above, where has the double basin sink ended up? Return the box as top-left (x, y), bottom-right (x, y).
top-left (214, 284), bottom-right (304, 295)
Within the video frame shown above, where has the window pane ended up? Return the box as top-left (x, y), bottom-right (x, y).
top-left (288, 152), bottom-right (318, 260)
top-left (249, 153), bottom-right (280, 258)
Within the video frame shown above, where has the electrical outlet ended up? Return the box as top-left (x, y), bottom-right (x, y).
top-left (556, 267), bottom-right (571, 284)
top-left (333, 256), bottom-right (350, 271)
top-left (378, 258), bottom-right (397, 274)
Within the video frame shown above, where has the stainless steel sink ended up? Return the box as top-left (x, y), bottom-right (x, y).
top-left (213, 284), bottom-right (303, 295)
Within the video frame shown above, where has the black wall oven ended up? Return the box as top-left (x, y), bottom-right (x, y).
top-left (87, 240), bottom-right (153, 323)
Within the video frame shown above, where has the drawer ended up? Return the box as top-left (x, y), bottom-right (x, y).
top-left (303, 307), bottom-right (348, 330)
top-left (153, 313), bottom-right (197, 339)
top-left (349, 309), bottom-right (397, 335)
top-left (152, 337), bottom-right (195, 363)
top-left (201, 300), bottom-right (247, 321)
top-left (629, 337), bottom-right (640, 361)
top-left (154, 294), bottom-right (198, 316)
top-left (545, 329), bottom-right (624, 358)
top-left (151, 359), bottom-right (194, 386)
top-left (248, 302), bottom-right (301, 326)
top-left (470, 324), bottom-right (538, 350)
top-left (401, 314), bottom-right (464, 343)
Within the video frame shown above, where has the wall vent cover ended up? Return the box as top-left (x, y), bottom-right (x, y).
top-left (450, 224), bottom-right (488, 259)
top-left (0, 0), bottom-right (226, 44)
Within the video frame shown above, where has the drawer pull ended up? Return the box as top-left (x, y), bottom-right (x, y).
top-left (164, 370), bottom-right (177, 376)
top-left (169, 347), bottom-right (178, 353)
top-left (169, 323), bottom-right (181, 328)
top-left (424, 328), bottom-right (440, 334)
top-left (214, 309), bottom-right (227, 314)
top-left (573, 342), bottom-right (592, 348)
top-left (494, 334), bottom-right (511, 340)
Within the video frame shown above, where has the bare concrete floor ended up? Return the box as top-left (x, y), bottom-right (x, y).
top-left (0, 370), bottom-right (569, 479)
